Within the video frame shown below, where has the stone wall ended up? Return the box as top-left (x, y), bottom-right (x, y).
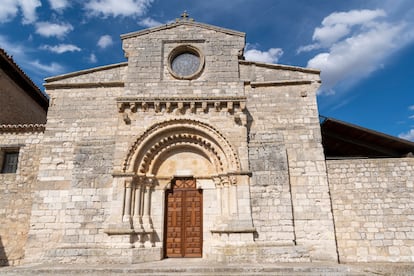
top-left (122, 23), bottom-right (245, 98)
top-left (0, 130), bottom-right (43, 266)
top-left (0, 69), bottom-right (46, 124)
top-left (327, 158), bottom-right (414, 262)
top-left (23, 85), bottom-right (122, 264)
top-left (242, 60), bottom-right (338, 261)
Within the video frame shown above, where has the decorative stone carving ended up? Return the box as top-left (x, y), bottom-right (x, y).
top-left (116, 97), bottom-right (247, 118)
top-left (123, 119), bottom-right (242, 174)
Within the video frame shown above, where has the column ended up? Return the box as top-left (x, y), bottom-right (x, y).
top-left (142, 177), bottom-right (154, 231)
top-left (229, 175), bottom-right (238, 215)
top-left (213, 177), bottom-right (222, 215)
top-left (133, 177), bottom-right (143, 231)
top-left (221, 176), bottom-right (230, 217)
top-left (123, 178), bottom-right (133, 225)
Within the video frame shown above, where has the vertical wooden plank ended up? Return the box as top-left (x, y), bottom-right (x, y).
top-left (165, 178), bottom-right (202, 258)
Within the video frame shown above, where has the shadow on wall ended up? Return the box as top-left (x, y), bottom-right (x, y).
top-left (0, 236), bottom-right (9, 266)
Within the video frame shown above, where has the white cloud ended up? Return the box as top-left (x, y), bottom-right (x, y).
top-left (19, 0), bottom-right (42, 24)
top-left (97, 35), bottom-right (113, 49)
top-left (41, 44), bottom-right (81, 54)
top-left (409, 105), bottom-right (414, 111)
top-left (48, 0), bottom-right (69, 11)
top-left (88, 53), bottom-right (97, 63)
top-left (244, 48), bottom-right (283, 64)
top-left (0, 0), bottom-right (41, 24)
top-left (28, 60), bottom-right (65, 75)
top-left (0, 35), bottom-right (26, 58)
top-left (35, 21), bottom-right (73, 38)
top-left (84, 0), bottom-right (154, 17)
top-left (399, 129), bottom-right (414, 142)
top-left (299, 9), bottom-right (414, 95)
top-left (0, 0), bottom-right (18, 23)
top-left (139, 17), bottom-right (162, 28)
top-left (321, 9), bottom-right (386, 28)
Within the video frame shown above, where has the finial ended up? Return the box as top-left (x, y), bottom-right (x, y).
top-left (181, 11), bottom-right (189, 19)
top-left (176, 10), bottom-right (194, 22)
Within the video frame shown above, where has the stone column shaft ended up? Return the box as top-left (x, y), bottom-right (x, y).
top-left (123, 179), bottom-right (133, 224)
top-left (229, 177), bottom-right (238, 215)
top-left (133, 181), bottom-right (143, 230)
top-left (222, 177), bottom-right (230, 216)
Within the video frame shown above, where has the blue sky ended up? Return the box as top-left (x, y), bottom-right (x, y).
top-left (1, 0), bottom-right (414, 141)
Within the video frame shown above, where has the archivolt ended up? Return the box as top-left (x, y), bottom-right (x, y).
top-left (123, 119), bottom-right (241, 174)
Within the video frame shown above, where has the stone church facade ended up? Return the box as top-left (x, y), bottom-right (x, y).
top-left (1, 18), bottom-right (414, 265)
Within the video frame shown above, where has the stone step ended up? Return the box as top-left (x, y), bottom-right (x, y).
top-left (0, 262), bottom-right (384, 276)
top-left (2, 260), bottom-right (414, 276)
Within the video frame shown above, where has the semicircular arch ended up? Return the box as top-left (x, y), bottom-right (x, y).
top-left (123, 119), bottom-right (241, 175)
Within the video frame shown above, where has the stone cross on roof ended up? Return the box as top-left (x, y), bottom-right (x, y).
top-left (176, 11), bottom-right (194, 22)
top-left (181, 11), bottom-right (189, 19)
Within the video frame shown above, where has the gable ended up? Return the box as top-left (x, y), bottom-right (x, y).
top-left (120, 20), bottom-right (245, 40)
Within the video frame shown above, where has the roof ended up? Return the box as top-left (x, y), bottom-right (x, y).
top-left (320, 116), bottom-right (414, 159)
top-left (121, 19), bottom-right (245, 40)
top-left (44, 62), bottom-right (127, 83)
top-left (0, 48), bottom-right (49, 111)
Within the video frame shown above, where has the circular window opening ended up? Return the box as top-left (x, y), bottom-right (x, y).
top-left (168, 45), bottom-right (204, 80)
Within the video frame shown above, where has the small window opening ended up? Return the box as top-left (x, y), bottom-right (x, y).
top-left (1, 151), bottom-right (19, 173)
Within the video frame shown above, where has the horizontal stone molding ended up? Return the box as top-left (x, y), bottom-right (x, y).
top-left (211, 227), bottom-right (256, 234)
top-left (239, 60), bottom-right (320, 74)
top-left (0, 123), bottom-right (45, 133)
top-left (44, 82), bottom-right (124, 89)
top-left (249, 80), bottom-right (319, 88)
top-left (117, 96), bottom-right (246, 113)
top-left (104, 228), bottom-right (154, 235)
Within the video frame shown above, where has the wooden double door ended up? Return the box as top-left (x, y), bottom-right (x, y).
top-left (164, 178), bottom-right (203, 258)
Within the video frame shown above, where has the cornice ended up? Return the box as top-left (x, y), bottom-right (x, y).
top-left (44, 82), bottom-right (125, 89)
top-left (0, 124), bottom-right (46, 133)
top-left (239, 60), bottom-right (320, 74)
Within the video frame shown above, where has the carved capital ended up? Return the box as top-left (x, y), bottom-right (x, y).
top-left (230, 175), bottom-right (237, 185)
top-left (220, 175), bottom-right (230, 186)
top-left (213, 176), bottom-right (222, 188)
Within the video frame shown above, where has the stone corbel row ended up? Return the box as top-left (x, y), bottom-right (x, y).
top-left (116, 97), bottom-right (248, 126)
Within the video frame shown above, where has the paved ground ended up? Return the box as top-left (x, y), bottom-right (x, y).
top-left (1, 259), bottom-right (414, 275)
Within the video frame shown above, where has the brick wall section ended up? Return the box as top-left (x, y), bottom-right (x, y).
top-left (0, 69), bottom-right (46, 124)
top-left (0, 131), bottom-right (43, 266)
top-left (327, 158), bottom-right (414, 262)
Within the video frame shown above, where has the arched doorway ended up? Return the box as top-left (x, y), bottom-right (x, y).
top-left (110, 119), bottom-right (253, 259)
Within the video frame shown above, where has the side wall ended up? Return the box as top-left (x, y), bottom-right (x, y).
top-left (245, 81), bottom-right (338, 262)
top-left (0, 131), bottom-right (43, 266)
top-left (0, 69), bottom-right (46, 124)
top-left (327, 158), bottom-right (414, 262)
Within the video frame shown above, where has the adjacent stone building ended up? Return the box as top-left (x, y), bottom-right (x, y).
top-left (1, 18), bottom-right (413, 266)
top-left (0, 48), bottom-right (48, 266)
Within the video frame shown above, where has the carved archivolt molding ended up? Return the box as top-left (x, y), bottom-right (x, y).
top-left (123, 118), bottom-right (241, 174)
top-left (145, 135), bottom-right (222, 175)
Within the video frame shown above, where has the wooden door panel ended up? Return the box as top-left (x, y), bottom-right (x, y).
top-left (165, 179), bottom-right (202, 258)
top-left (165, 190), bottom-right (183, 257)
top-left (183, 189), bottom-right (202, 257)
